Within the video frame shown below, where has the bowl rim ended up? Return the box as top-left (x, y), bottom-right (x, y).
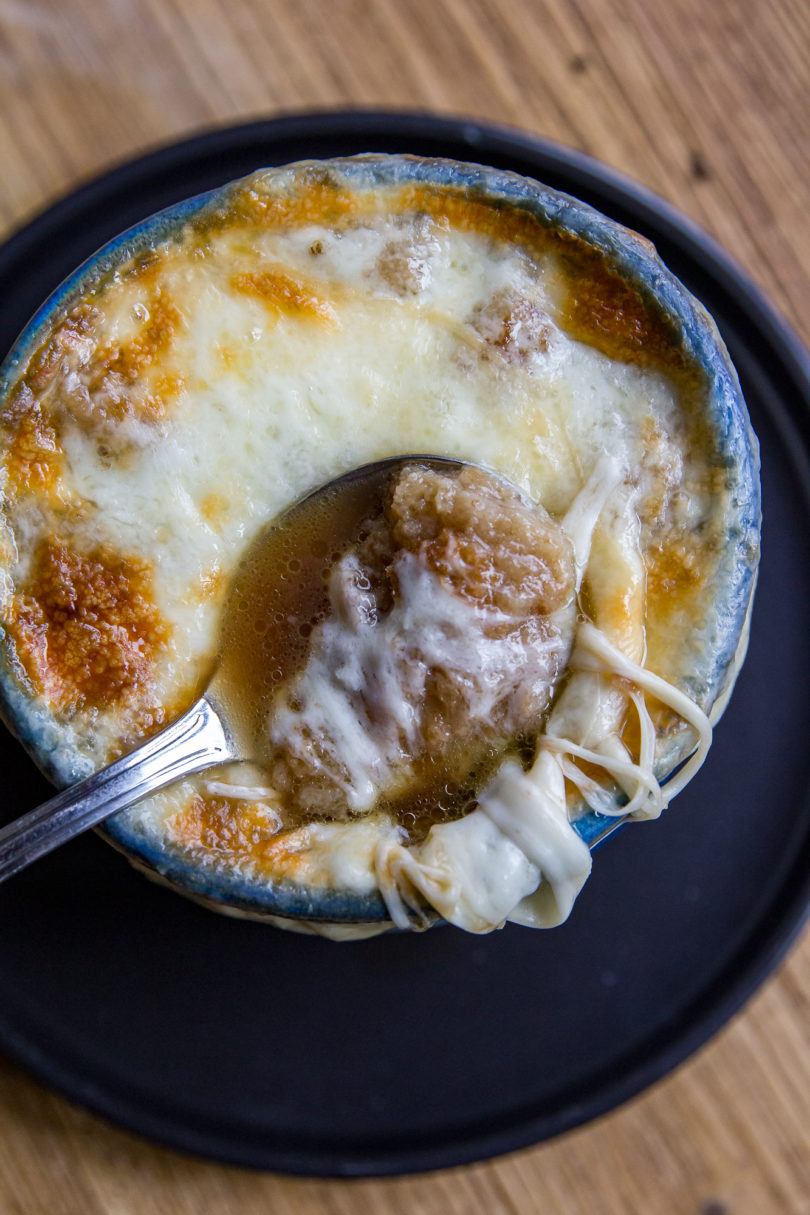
top-left (0, 140), bottom-right (761, 928)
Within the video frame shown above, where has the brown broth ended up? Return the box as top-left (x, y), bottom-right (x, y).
top-left (211, 463), bottom-right (395, 757)
top-left (210, 458), bottom-right (545, 843)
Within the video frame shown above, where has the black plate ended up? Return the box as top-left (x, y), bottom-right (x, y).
top-left (0, 112), bottom-right (808, 1178)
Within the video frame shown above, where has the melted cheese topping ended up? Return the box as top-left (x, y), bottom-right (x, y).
top-left (0, 162), bottom-right (738, 933)
top-left (269, 549), bottom-right (570, 815)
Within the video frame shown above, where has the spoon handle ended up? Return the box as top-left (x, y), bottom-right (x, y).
top-left (0, 696), bottom-right (235, 884)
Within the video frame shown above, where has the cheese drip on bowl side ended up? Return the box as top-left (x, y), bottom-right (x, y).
top-left (0, 156), bottom-right (758, 935)
top-left (373, 457), bottom-right (714, 933)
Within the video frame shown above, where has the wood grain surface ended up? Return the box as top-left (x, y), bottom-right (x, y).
top-left (0, 1), bottom-right (807, 1212)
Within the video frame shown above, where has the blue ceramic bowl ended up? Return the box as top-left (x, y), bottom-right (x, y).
top-left (0, 156), bottom-right (761, 931)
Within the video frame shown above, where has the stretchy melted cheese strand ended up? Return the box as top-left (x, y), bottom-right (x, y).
top-left (561, 454), bottom-right (625, 591)
top-left (542, 733), bottom-right (664, 815)
top-left (375, 839), bottom-right (459, 932)
top-left (487, 476), bottom-right (648, 928)
top-left (613, 689), bottom-right (660, 817)
top-left (501, 616), bottom-right (710, 926)
top-left (370, 464), bottom-right (622, 932)
top-left (557, 687), bottom-right (663, 819)
top-left (376, 803), bottom-right (567, 933)
top-left (571, 621), bottom-right (713, 802)
top-left (560, 756), bottom-right (622, 815)
top-left (505, 747), bottom-right (591, 929)
top-left (310, 466), bottom-right (709, 932)
top-left (373, 463), bottom-right (641, 932)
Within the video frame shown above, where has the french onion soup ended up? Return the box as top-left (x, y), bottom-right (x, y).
top-left (0, 156), bottom-right (760, 935)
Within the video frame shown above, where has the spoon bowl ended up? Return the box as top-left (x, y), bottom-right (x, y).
top-left (0, 455), bottom-right (472, 885)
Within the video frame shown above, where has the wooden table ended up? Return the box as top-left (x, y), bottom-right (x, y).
top-left (0, 1), bottom-right (807, 1211)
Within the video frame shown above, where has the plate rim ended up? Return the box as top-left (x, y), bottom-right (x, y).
top-left (0, 109), bottom-right (808, 1177)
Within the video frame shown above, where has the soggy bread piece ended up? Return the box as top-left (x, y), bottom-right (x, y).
top-left (268, 465), bottom-right (576, 823)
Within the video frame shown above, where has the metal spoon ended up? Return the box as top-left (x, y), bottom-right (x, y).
top-left (0, 455), bottom-right (469, 884)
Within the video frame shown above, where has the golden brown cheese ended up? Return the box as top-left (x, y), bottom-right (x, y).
top-left (8, 537), bottom-right (167, 713)
top-left (192, 172), bottom-right (699, 383)
top-left (2, 390), bottom-right (64, 500)
top-left (230, 266), bottom-right (339, 326)
top-left (173, 792), bottom-right (283, 868)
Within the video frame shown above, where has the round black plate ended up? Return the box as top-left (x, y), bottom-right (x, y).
top-left (0, 113), bottom-right (808, 1178)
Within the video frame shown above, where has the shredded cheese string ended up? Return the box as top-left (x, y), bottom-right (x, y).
top-left (365, 463), bottom-right (713, 930)
top-left (542, 733), bottom-right (663, 815)
top-left (544, 621), bottom-right (713, 820)
top-left (375, 838), bottom-right (458, 930)
top-left (561, 454), bottom-right (625, 590)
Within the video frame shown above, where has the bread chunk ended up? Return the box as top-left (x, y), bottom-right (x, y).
top-left (267, 465), bottom-right (575, 828)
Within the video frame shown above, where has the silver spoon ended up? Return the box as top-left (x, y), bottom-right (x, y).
top-left (0, 456), bottom-right (470, 884)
